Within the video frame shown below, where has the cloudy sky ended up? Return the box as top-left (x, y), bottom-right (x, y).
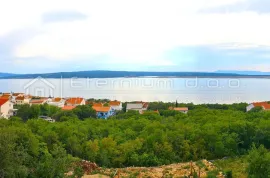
top-left (1, 0), bottom-right (270, 73)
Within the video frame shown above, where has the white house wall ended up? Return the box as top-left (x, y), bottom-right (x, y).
top-left (0, 101), bottom-right (13, 119)
top-left (246, 104), bottom-right (255, 112)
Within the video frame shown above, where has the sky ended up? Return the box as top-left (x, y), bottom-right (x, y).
top-left (1, 0), bottom-right (270, 73)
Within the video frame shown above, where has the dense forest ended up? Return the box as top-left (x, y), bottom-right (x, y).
top-left (1, 102), bottom-right (270, 177)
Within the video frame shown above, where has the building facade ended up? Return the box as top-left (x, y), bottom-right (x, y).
top-left (0, 98), bottom-right (14, 119)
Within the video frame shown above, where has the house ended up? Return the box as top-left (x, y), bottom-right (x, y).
top-left (15, 96), bottom-right (25, 105)
top-left (92, 106), bottom-right (114, 119)
top-left (2, 93), bottom-right (24, 103)
top-left (12, 93), bottom-right (24, 101)
top-left (65, 97), bottom-right (85, 106)
top-left (173, 107), bottom-right (189, 114)
top-left (0, 98), bottom-right (14, 119)
top-left (109, 101), bottom-right (122, 111)
top-left (14, 95), bottom-right (32, 105)
top-left (15, 95), bottom-right (32, 105)
top-left (29, 97), bottom-right (48, 105)
top-left (39, 116), bottom-right (55, 123)
top-left (246, 102), bottom-right (270, 112)
top-left (126, 102), bottom-right (148, 114)
top-left (62, 106), bottom-right (76, 111)
top-left (48, 97), bottom-right (65, 107)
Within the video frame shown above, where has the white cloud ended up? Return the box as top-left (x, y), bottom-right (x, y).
top-left (1, 0), bottom-right (269, 68)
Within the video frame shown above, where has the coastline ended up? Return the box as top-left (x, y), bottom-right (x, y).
top-left (1, 75), bottom-right (270, 79)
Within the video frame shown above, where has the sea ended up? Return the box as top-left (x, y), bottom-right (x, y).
top-left (0, 77), bottom-right (269, 104)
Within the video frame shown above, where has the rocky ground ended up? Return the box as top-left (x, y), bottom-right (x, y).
top-left (81, 159), bottom-right (225, 178)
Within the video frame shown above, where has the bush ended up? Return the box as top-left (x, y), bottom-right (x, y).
top-left (224, 170), bottom-right (232, 178)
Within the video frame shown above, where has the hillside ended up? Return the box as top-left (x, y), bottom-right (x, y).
top-left (0, 72), bottom-right (17, 78)
top-left (0, 70), bottom-right (244, 79)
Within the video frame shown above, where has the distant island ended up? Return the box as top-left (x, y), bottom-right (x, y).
top-left (1, 70), bottom-right (270, 79)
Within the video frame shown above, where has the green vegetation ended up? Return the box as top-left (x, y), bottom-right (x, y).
top-left (214, 157), bottom-right (248, 178)
top-left (246, 144), bottom-right (270, 178)
top-left (15, 103), bottom-right (96, 121)
top-left (1, 102), bottom-right (270, 177)
top-left (214, 144), bottom-right (270, 178)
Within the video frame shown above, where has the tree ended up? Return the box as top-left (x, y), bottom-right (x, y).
top-left (52, 110), bottom-right (78, 121)
top-left (34, 144), bottom-right (73, 178)
top-left (2, 102), bottom-right (270, 173)
top-left (0, 128), bottom-right (28, 177)
top-left (40, 103), bottom-right (60, 116)
top-left (247, 144), bottom-right (270, 178)
top-left (72, 105), bottom-right (96, 120)
top-left (16, 104), bottom-right (32, 121)
top-left (16, 104), bottom-right (41, 121)
top-left (31, 105), bottom-right (41, 118)
top-left (249, 106), bottom-right (263, 113)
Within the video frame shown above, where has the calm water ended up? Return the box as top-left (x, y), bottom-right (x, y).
top-left (0, 77), bottom-right (269, 104)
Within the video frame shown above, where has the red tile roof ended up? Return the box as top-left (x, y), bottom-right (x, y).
top-left (92, 106), bottom-right (111, 112)
top-left (25, 95), bottom-right (32, 99)
top-left (2, 93), bottom-right (11, 96)
top-left (0, 95), bottom-right (10, 99)
top-left (0, 98), bottom-right (9, 106)
top-left (30, 98), bottom-right (47, 104)
top-left (93, 103), bottom-right (103, 107)
top-left (66, 98), bottom-right (84, 105)
top-left (30, 100), bottom-right (46, 104)
top-left (252, 102), bottom-right (270, 110)
top-left (16, 96), bottom-right (25, 100)
top-left (109, 101), bottom-right (121, 106)
top-left (52, 97), bottom-right (62, 102)
top-left (13, 93), bottom-right (24, 96)
top-left (62, 106), bottom-right (76, 111)
top-left (174, 107), bottom-right (189, 111)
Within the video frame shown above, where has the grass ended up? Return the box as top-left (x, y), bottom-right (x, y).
top-left (196, 160), bottom-right (206, 168)
top-left (213, 156), bottom-right (248, 178)
top-left (128, 171), bottom-right (140, 178)
top-left (206, 170), bottom-right (219, 178)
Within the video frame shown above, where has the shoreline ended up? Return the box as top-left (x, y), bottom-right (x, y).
top-left (1, 75), bottom-right (270, 79)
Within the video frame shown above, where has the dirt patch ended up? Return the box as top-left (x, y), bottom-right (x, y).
top-left (91, 159), bottom-right (225, 178)
top-left (82, 174), bottom-right (110, 178)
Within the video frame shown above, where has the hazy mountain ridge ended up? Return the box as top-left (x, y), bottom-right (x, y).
top-left (1, 70), bottom-right (270, 79)
top-left (215, 70), bottom-right (270, 75)
top-left (0, 70), bottom-right (240, 79)
top-left (0, 73), bottom-right (18, 78)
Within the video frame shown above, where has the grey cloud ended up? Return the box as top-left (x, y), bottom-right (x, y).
top-left (42, 10), bottom-right (88, 23)
top-left (200, 0), bottom-right (270, 14)
top-left (0, 28), bottom-right (41, 72)
top-left (0, 29), bottom-right (39, 58)
top-left (163, 44), bottom-right (270, 71)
